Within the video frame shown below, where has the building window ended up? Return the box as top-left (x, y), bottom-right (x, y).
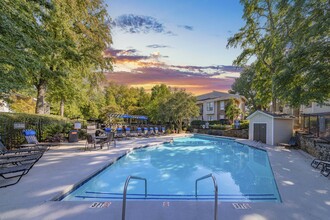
top-left (208, 115), bottom-right (214, 121)
top-left (220, 101), bottom-right (225, 110)
top-left (219, 114), bottom-right (225, 119)
top-left (206, 102), bottom-right (214, 111)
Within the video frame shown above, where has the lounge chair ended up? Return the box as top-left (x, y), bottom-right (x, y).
top-left (311, 159), bottom-right (330, 169)
top-left (148, 127), bottom-right (155, 136)
top-left (0, 152), bottom-right (43, 166)
top-left (321, 164), bottom-right (330, 177)
top-left (125, 127), bottom-right (132, 137)
top-left (115, 128), bottom-right (125, 138)
top-left (136, 127), bottom-right (142, 136)
top-left (0, 162), bottom-right (35, 188)
top-left (22, 130), bottom-right (59, 150)
top-left (0, 152), bottom-right (42, 188)
top-left (143, 127), bottom-right (148, 137)
top-left (154, 127), bottom-right (159, 135)
top-left (279, 137), bottom-right (297, 148)
top-left (161, 127), bottom-right (166, 135)
top-left (311, 159), bottom-right (330, 177)
top-left (0, 136), bottom-right (44, 155)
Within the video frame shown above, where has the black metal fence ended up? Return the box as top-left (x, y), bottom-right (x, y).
top-left (0, 114), bottom-right (75, 148)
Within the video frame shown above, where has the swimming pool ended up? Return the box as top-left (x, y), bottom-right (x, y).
top-left (62, 135), bottom-right (281, 202)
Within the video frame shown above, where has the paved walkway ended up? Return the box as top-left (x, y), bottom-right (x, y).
top-left (0, 135), bottom-right (329, 220)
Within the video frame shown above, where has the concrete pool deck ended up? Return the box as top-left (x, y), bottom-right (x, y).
top-left (0, 134), bottom-right (329, 220)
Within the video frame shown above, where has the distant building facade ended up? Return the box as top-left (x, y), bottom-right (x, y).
top-left (195, 91), bottom-right (246, 121)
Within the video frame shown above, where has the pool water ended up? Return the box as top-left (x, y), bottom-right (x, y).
top-left (62, 135), bottom-right (281, 202)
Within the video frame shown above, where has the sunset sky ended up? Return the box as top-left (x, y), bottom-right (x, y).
top-left (104, 0), bottom-right (245, 95)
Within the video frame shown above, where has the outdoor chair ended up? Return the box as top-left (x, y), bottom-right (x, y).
top-left (115, 128), bottom-right (125, 139)
top-left (136, 127), bottom-right (142, 136)
top-left (0, 162), bottom-right (35, 188)
top-left (148, 127), bottom-right (155, 136)
top-left (98, 132), bottom-right (116, 149)
top-left (22, 130), bottom-right (59, 150)
top-left (0, 136), bottom-right (44, 155)
top-left (321, 164), bottom-right (330, 177)
top-left (311, 159), bottom-right (330, 169)
top-left (161, 127), bottom-right (166, 135)
top-left (125, 127), bottom-right (132, 137)
top-left (278, 136), bottom-right (297, 148)
top-left (143, 127), bottom-right (149, 137)
top-left (85, 134), bottom-right (96, 150)
top-left (154, 127), bottom-right (159, 135)
top-left (311, 159), bottom-right (330, 177)
top-left (0, 152), bottom-right (42, 188)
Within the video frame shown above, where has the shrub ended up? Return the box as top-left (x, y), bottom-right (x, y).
top-left (209, 124), bottom-right (228, 130)
top-left (0, 112), bottom-right (71, 148)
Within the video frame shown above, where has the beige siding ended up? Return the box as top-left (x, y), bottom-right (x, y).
top-left (273, 119), bottom-right (293, 145)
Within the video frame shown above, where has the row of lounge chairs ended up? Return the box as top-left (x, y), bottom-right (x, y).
top-left (115, 126), bottom-right (166, 138)
top-left (1, 129), bottom-right (58, 188)
top-left (85, 126), bottom-right (167, 150)
top-left (311, 159), bottom-right (330, 177)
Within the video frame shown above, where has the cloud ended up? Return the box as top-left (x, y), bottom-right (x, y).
top-left (112, 14), bottom-right (173, 34)
top-left (105, 66), bottom-right (237, 95)
top-left (104, 47), bottom-right (242, 94)
top-left (104, 48), bottom-right (169, 65)
top-left (146, 44), bottom-right (170, 49)
top-left (178, 25), bottom-right (194, 31)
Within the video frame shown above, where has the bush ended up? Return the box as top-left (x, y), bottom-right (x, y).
top-left (210, 124), bottom-right (228, 130)
top-left (190, 120), bottom-right (205, 127)
top-left (232, 120), bottom-right (249, 129)
top-left (0, 112), bottom-right (71, 148)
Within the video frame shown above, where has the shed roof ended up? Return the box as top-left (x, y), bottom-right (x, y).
top-left (247, 110), bottom-right (294, 120)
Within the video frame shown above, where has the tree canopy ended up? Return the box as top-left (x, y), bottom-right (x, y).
top-left (228, 0), bottom-right (330, 111)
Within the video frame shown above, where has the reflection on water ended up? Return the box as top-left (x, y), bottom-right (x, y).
top-left (63, 135), bottom-right (280, 202)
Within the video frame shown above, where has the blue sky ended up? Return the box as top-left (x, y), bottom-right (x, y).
top-left (104, 0), bottom-right (245, 94)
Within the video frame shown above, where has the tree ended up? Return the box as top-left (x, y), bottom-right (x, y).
top-left (227, 0), bottom-right (288, 112)
top-left (225, 98), bottom-right (242, 122)
top-left (161, 89), bottom-right (199, 132)
top-left (274, 0), bottom-right (330, 106)
top-left (32, 0), bottom-right (112, 114)
top-left (147, 84), bottom-right (172, 123)
top-left (229, 64), bottom-right (269, 111)
top-left (228, 0), bottom-right (330, 111)
top-left (0, 0), bottom-right (52, 94)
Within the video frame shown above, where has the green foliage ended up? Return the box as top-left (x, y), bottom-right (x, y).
top-left (228, 0), bottom-right (330, 110)
top-left (0, 112), bottom-right (70, 148)
top-left (160, 89), bottom-right (199, 132)
top-left (209, 124), bottom-right (228, 130)
top-left (225, 98), bottom-right (241, 121)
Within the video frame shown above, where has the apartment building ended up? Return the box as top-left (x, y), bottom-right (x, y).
top-left (195, 91), bottom-right (246, 121)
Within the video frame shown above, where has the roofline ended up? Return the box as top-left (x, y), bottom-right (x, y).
top-left (247, 110), bottom-right (294, 119)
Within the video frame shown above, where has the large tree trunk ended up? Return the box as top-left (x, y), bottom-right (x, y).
top-left (60, 99), bottom-right (65, 117)
top-left (35, 79), bottom-right (47, 114)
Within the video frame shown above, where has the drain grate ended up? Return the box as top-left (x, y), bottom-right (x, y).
top-left (232, 203), bottom-right (251, 209)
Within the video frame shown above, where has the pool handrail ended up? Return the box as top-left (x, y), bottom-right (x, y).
top-left (122, 175), bottom-right (147, 220)
top-left (195, 173), bottom-right (218, 220)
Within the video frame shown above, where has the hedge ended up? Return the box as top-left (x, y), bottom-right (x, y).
top-left (0, 113), bottom-right (83, 148)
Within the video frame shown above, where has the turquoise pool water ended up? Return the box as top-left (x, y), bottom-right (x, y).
top-left (62, 135), bottom-right (281, 202)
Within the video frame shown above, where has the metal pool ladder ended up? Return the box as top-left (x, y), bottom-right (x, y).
top-left (195, 173), bottom-right (218, 220)
top-left (122, 176), bottom-right (147, 220)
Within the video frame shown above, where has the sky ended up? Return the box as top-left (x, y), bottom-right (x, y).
top-left (104, 0), bottom-right (245, 95)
